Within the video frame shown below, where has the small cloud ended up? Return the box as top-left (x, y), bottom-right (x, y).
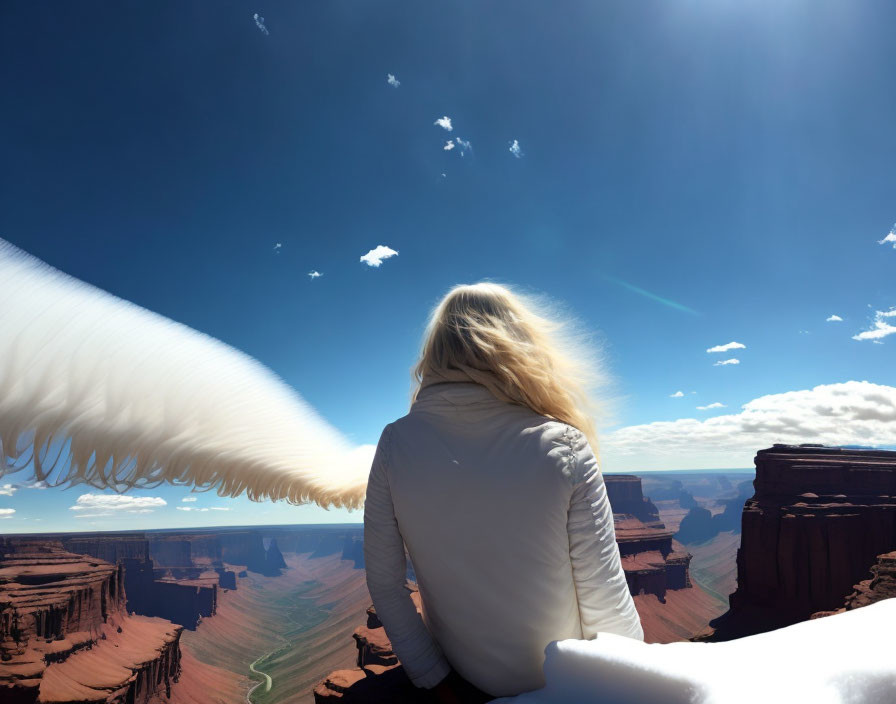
top-left (387, 73), bottom-right (400, 88)
top-left (799, 330), bottom-right (811, 335)
top-left (360, 245), bottom-right (398, 268)
top-left (697, 402), bottom-right (726, 410)
top-left (670, 391), bottom-right (684, 398)
top-left (70, 494), bottom-right (166, 514)
top-left (20, 480), bottom-right (47, 490)
top-left (853, 309), bottom-right (896, 342)
top-left (826, 315), bottom-right (843, 322)
top-left (443, 140), bottom-right (455, 151)
top-left (273, 243), bottom-right (282, 254)
top-left (440, 173), bottom-right (447, 178)
top-left (714, 358), bottom-right (740, 366)
top-left (0, 484), bottom-right (16, 497)
top-left (878, 225), bottom-right (896, 249)
top-left (182, 497), bottom-right (197, 503)
top-left (0, 508), bottom-right (15, 519)
top-left (308, 270), bottom-right (322, 280)
top-left (509, 140), bottom-right (523, 158)
top-left (253, 13), bottom-right (269, 36)
top-left (706, 341), bottom-right (746, 354)
top-left (74, 513), bottom-right (113, 519)
top-left (454, 138), bottom-right (472, 156)
top-left (434, 116), bottom-right (453, 132)
top-left (177, 506), bottom-right (231, 513)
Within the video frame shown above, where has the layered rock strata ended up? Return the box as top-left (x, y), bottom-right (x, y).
top-left (704, 444), bottom-right (896, 640)
top-left (0, 541), bottom-right (182, 704)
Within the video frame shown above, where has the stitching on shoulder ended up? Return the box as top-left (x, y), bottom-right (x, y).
top-left (556, 423), bottom-right (578, 481)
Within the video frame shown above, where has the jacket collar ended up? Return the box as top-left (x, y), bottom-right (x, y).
top-left (412, 381), bottom-right (501, 407)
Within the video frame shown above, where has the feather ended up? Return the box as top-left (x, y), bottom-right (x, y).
top-left (0, 239), bottom-right (374, 508)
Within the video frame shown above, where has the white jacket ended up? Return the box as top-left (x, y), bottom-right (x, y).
top-left (363, 381), bottom-right (643, 698)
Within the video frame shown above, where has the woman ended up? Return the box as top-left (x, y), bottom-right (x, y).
top-left (363, 282), bottom-right (643, 702)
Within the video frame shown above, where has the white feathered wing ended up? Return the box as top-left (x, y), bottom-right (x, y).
top-left (0, 239), bottom-right (374, 508)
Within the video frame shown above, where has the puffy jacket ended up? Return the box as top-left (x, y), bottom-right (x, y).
top-left (363, 380), bottom-right (643, 698)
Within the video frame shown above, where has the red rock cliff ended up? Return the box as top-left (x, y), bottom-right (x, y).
top-left (704, 444), bottom-right (896, 640)
top-left (0, 540), bottom-right (182, 704)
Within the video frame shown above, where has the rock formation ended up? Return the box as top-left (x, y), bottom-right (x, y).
top-left (674, 479), bottom-right (753, 544)
top-left (812, 550), bottom-right (896, 618)
top-left (604, 475), bottom-right (694, 601)
top-left (0, 541), bottom-right (182, 704)
top-left (702, 444), bottom-right (896, 640)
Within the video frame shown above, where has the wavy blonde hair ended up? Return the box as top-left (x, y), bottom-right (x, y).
top-left (411, 282), bottom-right (606, 457)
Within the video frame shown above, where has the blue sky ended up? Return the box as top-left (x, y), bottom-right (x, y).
top-left (1, 1), bottom-right (894, 532)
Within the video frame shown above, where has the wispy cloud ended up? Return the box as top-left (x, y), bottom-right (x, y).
top-left (0, 508), bottom-right (14, 519)
top-left (826, 314), bottom-right (843, 322)
top-left (604, 277), bottom-right (699, 316)
top-left (253, 13), bottom-right (269, 36)
top-left (182, 497), bottom-right (197, 503)
top-left (360, 245), bottom-right (398, 267)
top-left (714, 358), bottom-right (740, 366)
top-left (273, 243), bottom-right (281, 254)
top-left (454, 138), bottom-right (472, 156)
top-left (443, 140), bottom-right (455, 151)
top-left (706, 341), bottom-right (746, 353)
top-left (308, 270), bottom-right (322, 280)
top-left (509, 140), bottom-right (523, 158)
top-left (20, 480), bottom-right (47, 490)
top-left (387, 74), bottom-right (400, 88)
top-left (697, 402), bottom-right (726, 410)
top-left (70, 494), bottom-right (166, 514)
top-left (434, 116), bottom-right (453, 132)
top-left (670, 391), bottom-right (684, 398)
top-left (0, 484), bottom-right (16, 497)
top-left (853, 309), bottom-right (896, 342)
top-left (878, 225), bottom-right (896, 249)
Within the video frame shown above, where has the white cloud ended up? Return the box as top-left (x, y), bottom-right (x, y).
top-left (74, 513), bottom-right (113, 519)
top-left (273, 243), bottom-right (281, 253)
top-left (706, 341), bottom-right (746, 353)
top-left (603, 380), bottom-right (896, 471)
top-left (70, 494), bottom-right (166, 514)
top-left (714, 358), bottom-right (740, 366)
top-left (253, 13), bottom-right (269, 36)
top-left (0, 484), bottom-right (16, 497)
top-left (387, 74), bottom-right (400, 88)
top-left (21, 480), bottom-right (47, 489)
top-left (878, 225), bottom-right (896, 249)
top-left (826, 315), bottom-right (843, 322)
top-left (697, 402), bottom-right (726, 410)
top-left (177, 506), bottom-right (231, 513)
top-left (670, 391), bottom-right (684, 398)
top-left (0, 508), bottom-right (15, 519)
top-left (454, 138), bottom-right (472, 156)
top-left (182, 497), bottom-right (197, 502)
top-left (434, 116), bottom-right (453, 131)
top-left (308, 270), bottom-right (322, 279)
top-left (443, 140), bottom-right (455, 151)
top-left (360, 245), bottom-right (398, 267)
top-left (853, 309), bottom-right (896, 342)
top-left (509, 140), bottom-right (523, 158)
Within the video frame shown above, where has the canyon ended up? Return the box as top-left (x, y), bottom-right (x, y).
top-left (0, 525), bottom-right (368, 703)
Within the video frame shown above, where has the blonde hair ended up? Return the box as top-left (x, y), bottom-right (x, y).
top-left (412, 282), bottom-right (606, 457)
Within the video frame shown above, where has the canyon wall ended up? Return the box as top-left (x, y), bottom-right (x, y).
top-left (704, 444), bottom-right (896, 640)
top-left (0, 541), bottom-right (182, 704)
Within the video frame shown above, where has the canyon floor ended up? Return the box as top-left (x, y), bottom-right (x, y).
top-left (172, 552), bottom-right (369, 704)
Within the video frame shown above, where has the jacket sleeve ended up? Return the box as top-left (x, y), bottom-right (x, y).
top-left (363, 424), bottom-right (452, 689)
top-left (564, 426), bottom-right (644, 641)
